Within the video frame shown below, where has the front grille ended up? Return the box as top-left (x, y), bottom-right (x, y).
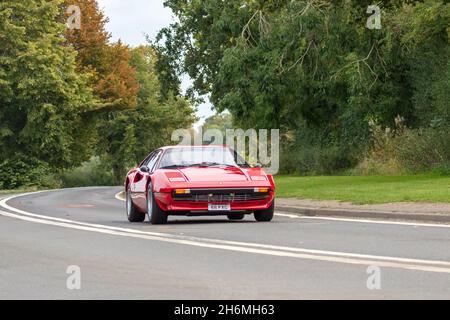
top-left (173, 188), bottom-right (270, 203)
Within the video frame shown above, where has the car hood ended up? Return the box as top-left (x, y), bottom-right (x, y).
top-left (177, 166), bottom-right (250, 182)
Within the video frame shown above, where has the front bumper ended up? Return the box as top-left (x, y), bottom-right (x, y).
top-left (154, 190), bottom-right (275, 212)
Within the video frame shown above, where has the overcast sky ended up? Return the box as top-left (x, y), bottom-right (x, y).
top-left (97, 0), bottom-right (214, 127)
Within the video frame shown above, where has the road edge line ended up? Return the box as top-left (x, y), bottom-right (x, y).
top-left (276, 205), bottom-right (450, 224)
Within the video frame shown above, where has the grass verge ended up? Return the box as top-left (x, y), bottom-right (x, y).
top-left (275, 175), bottom-right (450, 204)
top-left (0, 187), bottom-right (40, 196)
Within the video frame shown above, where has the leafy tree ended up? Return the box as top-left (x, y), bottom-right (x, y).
top-left (63, 0), bottom-right (110, 70)
top-left (64, 0), bottom-right (139, 109)
top-left (0, 0), bottom-right (95, 187)
top-left (202, 113), bottom-right (233, 133)
top-left (97, 46), bottom-right (197, 182)
top-left (94, 41), bottom-right (140, 109)
top-left (61, 1), bottom-right (196, 184)
top-left (156, 0), bottom-right (450, 174)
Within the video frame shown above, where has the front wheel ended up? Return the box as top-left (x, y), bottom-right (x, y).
top-left (254, 201), bottom-right (275, 222)
top-left (147, 182), bottom-right (168, 225)
top-left (126, 186), bottom-right (145, 222)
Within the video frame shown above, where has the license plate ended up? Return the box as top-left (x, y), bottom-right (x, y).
top-left (208, 204), bottom-right (231, 211)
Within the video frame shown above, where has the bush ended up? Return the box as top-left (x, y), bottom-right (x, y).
top-left (281, 145), bottom-right (355, 175)
top-left (280, 133), bottom-right (357, 176)
top-left (60, 157), bottom-right (116, 188)
top-left (355, 117), bottom-right (450, 175)
top-left (0, 155), bottom-right (61, 190)
top-left (396, 128), bottom-right (450, 173)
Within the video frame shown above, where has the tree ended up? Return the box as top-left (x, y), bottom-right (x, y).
top-left (201, 112), bottom-right (233, 135)
top-left (64, 0), bottom-right (139, 110)
top-left (97, 46), bottom-right (197, 182)
top-left (156, 0), bottom-right (450, 174)
top-left (63, 0), bottom-right (110, 70)
top-left (94, 41), bottom-right (139, 109)
top-left (0, 0), bottom-right (95, 188)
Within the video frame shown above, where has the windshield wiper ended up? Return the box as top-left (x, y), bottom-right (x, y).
top-left (186, 162), bottom-right (238, 168)
top-left (159, 165), bottom-right (188, 169)
top-left (209, 163), bottom-right (239, 168)
top-left (162, 162), bottom-right (238, 169)
top-left (183, 162), bottom-right (215, 167)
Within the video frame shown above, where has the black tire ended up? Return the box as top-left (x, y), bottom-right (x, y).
top-left (147, 182), bottom-right (168, 225)
top-left (126, 186), bottom-right (145, 222)
top-left (254, 201), bottom-right (275, 222)
top-left (227, 213), bottom-right (245, 221)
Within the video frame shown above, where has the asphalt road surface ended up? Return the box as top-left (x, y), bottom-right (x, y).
top-left (1, 187), bottom-right (450, 299)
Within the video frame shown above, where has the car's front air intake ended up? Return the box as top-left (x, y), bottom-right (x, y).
top-left (172, 188), bottom-right (270, 203)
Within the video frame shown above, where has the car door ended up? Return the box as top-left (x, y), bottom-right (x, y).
top-left (133, 150), bottom-right (162, 210)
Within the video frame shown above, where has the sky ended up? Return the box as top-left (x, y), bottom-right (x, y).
top-left (97, 0), bottom-right (214, 128)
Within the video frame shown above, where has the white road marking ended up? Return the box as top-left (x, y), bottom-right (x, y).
top-left (283, 213), bottom-right (450, 228)
top-left (274, 213), bottom-right (300, 219)
top-left (2, 191), bottom-right (450, 273)
top-left (114, 191), bottom-right (450, 229)
top-left (115, 191), bottom-right (125, 201)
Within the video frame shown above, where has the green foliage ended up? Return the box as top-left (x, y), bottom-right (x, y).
top-left (157, 0), bottom-right (450, 174)
top-left (97, 46), bottom-right (197, 183)
top-left (60, 157), bottom-right (115, 187)
top-left (1, 0), bottom-right (448, 191)
top-left (202, 113), bottom-right (233, 132)
top-left (199, 112), bottom-right (234, 144)
top-left (0, 155), bottom-right (61, 189)
top-left (396, 127), bottom-right (450, 173)
top-left (355, 118), bottom-right (450, 175)
top-left (0, 2), bottom-right (196, 189)
top-left (281, 144), bottom-right (356, 176)
top-left (280, 123), bottom-right (357, 175)
top-left (0, 0), bottom-right (95, 188)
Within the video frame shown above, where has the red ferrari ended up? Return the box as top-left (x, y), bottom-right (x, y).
top-left (124, 145), bottom-right (275, 224)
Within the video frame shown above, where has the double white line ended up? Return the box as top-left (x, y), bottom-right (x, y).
top-left (2, 190), bottom-right (450, 274)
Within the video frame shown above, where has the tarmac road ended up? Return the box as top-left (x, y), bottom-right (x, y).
top-left (1, 187), bottom-right (450, 299)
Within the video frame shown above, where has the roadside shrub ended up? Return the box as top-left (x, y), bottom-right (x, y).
top-left (396, 128), bottom-right (450, 173)
top-left (282, 145), bottom-right (355, 175)
top-left (0, 155), bottom-right (61, 189)
top-left (60, 157), bottom-right (116, 188)
top-left (355, 117), bottom-right (450, 175)
top-left (280, 132), bottom-right (357, 175)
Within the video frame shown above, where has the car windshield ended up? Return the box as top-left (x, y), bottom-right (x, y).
top-left (159, 147), bottom-right (246, 169)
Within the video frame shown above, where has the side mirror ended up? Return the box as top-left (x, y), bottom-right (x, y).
top-left (140, 166), bottom-right (150, 173)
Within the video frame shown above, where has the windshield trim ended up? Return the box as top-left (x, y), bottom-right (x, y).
top-left (156, 147), bottom-right (249, 170)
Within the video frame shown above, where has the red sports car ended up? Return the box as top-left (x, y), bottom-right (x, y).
top-left (124, 145), bottom-right (275, 224)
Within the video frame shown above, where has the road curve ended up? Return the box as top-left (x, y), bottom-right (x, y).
top-left (1, 187), bottom-right (450, 299)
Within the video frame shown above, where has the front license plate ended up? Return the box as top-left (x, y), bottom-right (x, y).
top-left (208, 204), bottom-right (231, 211)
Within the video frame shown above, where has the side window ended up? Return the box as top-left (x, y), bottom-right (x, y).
top-left (141, 152), bottom-right (155, 168)
top-left (147, 150), bottom-right (162, 173)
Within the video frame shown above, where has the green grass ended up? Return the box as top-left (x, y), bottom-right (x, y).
top-left (275, 175), bottom-right (450, 204)
top-left (0, 187), bottom-right (39, 195)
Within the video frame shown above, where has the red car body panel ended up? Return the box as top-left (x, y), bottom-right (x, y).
top-left (125, 146), bottom-right (275, 215)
